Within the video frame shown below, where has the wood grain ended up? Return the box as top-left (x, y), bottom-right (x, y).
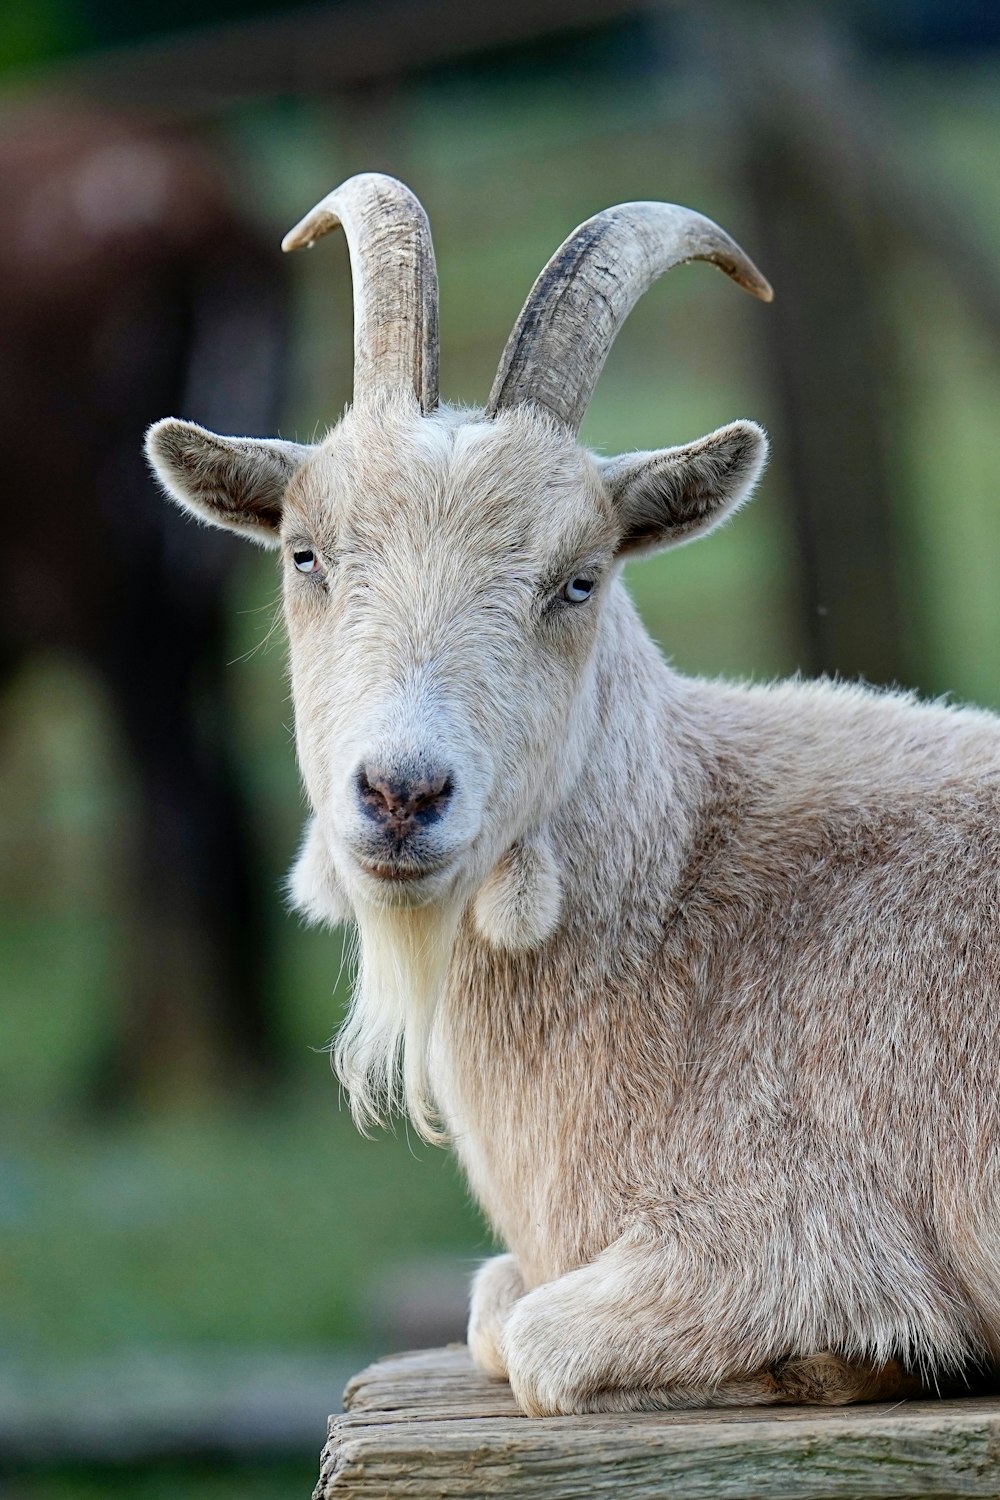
top-left (314, 1345), bottom-right (1000, 1499)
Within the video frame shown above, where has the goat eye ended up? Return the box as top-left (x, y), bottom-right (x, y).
top-left (293, 549), bottom-right (319, 574)
top-left (562, 576), bottom-right (594, 603)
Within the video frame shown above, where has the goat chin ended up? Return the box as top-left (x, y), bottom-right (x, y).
top-left (288, 812), bottom-right (564, 952)
top-left (473, 829), bottom-right (562, 951)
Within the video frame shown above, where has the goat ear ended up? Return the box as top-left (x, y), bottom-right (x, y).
top-left (602, 420), bottom-right (767, 558)
top-left (145, 418), bottom-right (312, 546)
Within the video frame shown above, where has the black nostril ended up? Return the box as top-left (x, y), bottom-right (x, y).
top-left (356, 762), bottom-right (454, 829)
top-left (417, 771), bottom-right (452, 811)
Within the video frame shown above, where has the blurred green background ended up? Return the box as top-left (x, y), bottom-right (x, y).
top-left (2, 1), bottom-right (1000, 1495)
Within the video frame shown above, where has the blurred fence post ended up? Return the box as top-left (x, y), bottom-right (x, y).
top-left (705, 0), bottom-right (1000, 691)
top-left (709, 5), bottom-right (911, 687)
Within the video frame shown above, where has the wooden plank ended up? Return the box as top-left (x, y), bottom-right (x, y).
top-left (314, 1345), bottom-right (1000, 1499)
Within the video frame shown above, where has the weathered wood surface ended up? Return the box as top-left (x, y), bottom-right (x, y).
top-left (314, 1345), bottom-right (1000, 1499)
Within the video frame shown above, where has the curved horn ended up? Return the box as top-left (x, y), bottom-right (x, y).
top-left (486, 202), bottom-right (772, 433)
top-left (283, 173), bottom-right (439, 413)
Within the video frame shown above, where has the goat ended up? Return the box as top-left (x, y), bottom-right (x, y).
top-left (147, 174), bottom-right (1000, 1414)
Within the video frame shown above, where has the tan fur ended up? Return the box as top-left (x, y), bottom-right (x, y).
top-left (472, 828), bottom-right (562, 951)
top-left (147, 273), bottom-right (1000, 1419)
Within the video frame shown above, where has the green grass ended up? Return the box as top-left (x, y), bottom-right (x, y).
top-left (6, 1464), bottom-right (312, 1500)
top-left (4, 1095), bottom-right (485, 1358)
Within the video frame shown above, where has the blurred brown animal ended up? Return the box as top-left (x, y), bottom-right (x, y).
top-left (0, 108), bottom-right (288, 1103)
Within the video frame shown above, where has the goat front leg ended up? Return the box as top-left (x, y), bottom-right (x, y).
top-left (468, 1253), bottom-right (525, 1379)
top-left (500, 1234), bottom-right (923, 1416)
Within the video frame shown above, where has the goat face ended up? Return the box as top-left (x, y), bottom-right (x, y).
top-left (278, 395), bottom-right (615, 913)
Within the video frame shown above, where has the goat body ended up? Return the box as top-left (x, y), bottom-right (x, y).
top-left (451, 636), bottom-right (1000, 1410)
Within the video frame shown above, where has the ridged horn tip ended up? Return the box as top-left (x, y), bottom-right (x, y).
top-left (735, 262), bottom-right (774, 303)
top-left (281, 205), bottom-right (341, 254)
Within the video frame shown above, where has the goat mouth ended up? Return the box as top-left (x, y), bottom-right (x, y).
top-left (357, 858), bottom-right (449, 884)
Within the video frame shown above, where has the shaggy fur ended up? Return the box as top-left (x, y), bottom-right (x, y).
top-left (148, 380), bottom-right (1000, 1414)
top-left (472, 828), bottom-right (562, 951)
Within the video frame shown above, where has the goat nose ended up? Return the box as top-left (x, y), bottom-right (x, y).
top-left (356, 762), bottom-right (454, 830)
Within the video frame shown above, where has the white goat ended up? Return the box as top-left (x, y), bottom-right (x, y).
top-left (147, 174), bottom-right (1000, 1414)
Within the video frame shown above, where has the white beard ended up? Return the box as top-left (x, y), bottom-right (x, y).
top-left (335, 897), bottom-right (463, 1142)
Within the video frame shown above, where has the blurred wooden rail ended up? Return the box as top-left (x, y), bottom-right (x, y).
top-left (6, 0), bottom-right (662, 115)
top-left (314, 1345), bottom-right (1000, 1499)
